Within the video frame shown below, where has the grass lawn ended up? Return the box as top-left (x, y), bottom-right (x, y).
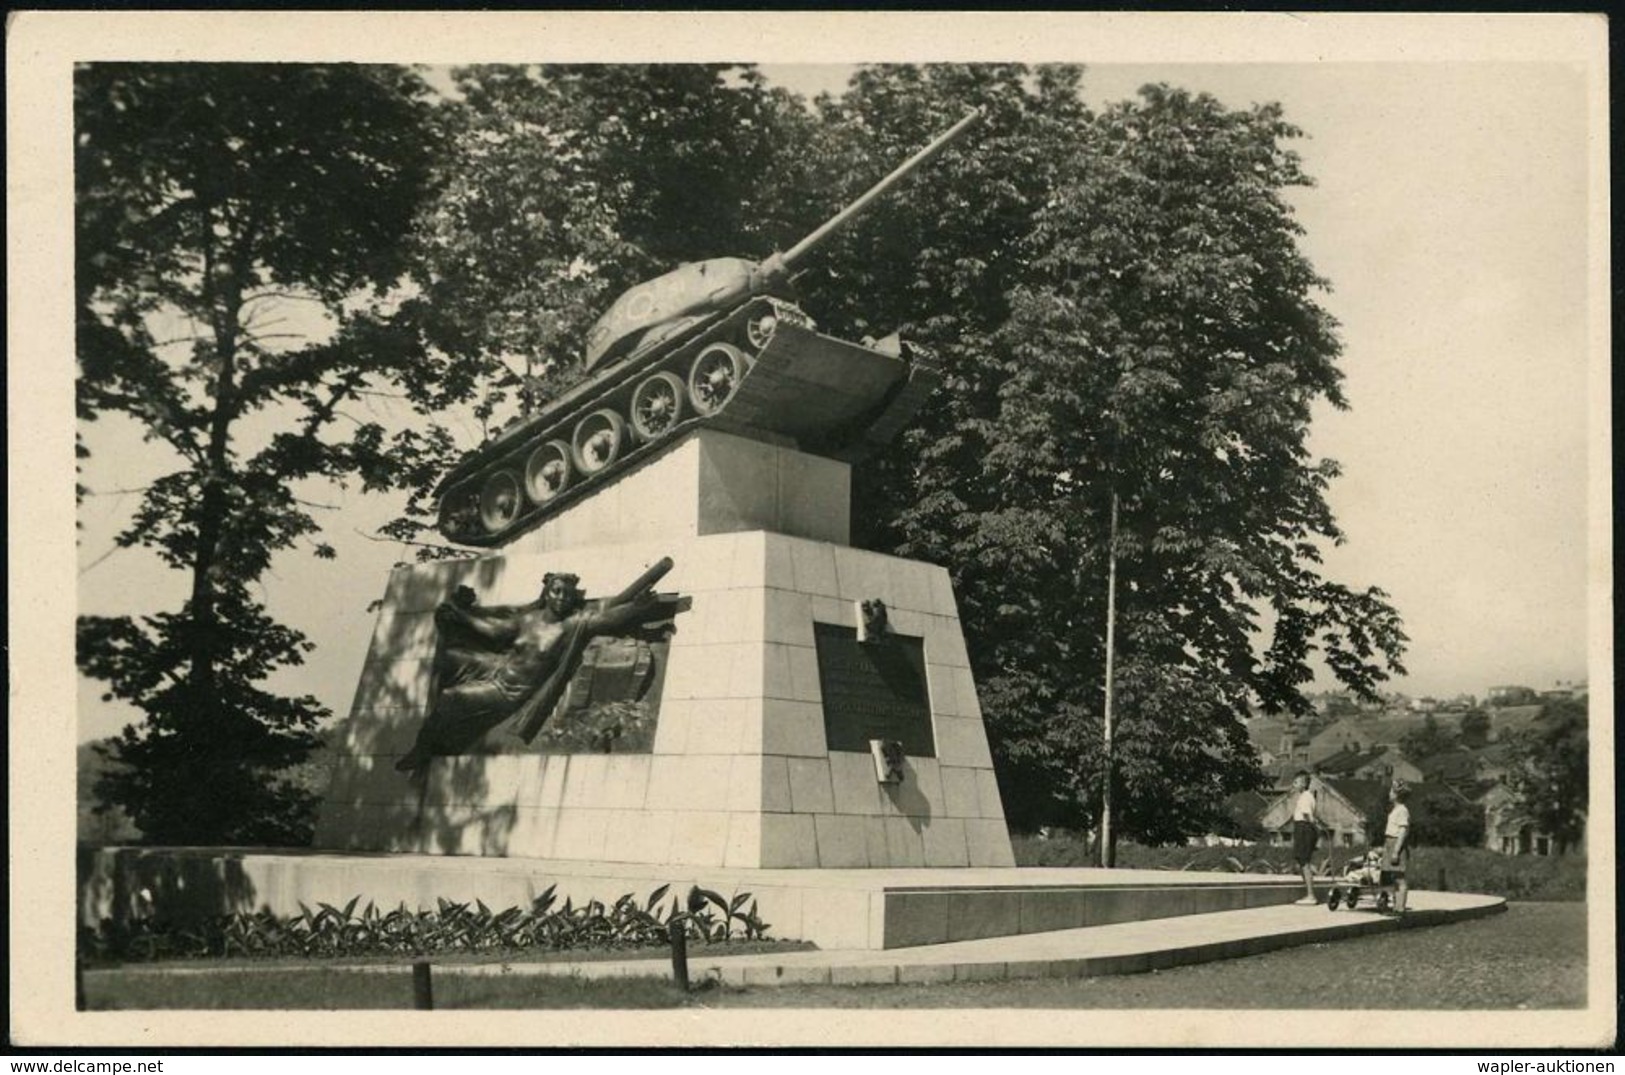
top-left (83, 902), bottom-right (1586, 1011)
top-left (85, 937), bottom-right (810, 973)
top-left (84, 967), bottom-right (692, 1010)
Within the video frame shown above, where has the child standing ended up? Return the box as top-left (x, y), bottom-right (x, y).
top-left (1290, 771), bottom-right (1320, 905)
top-left (1383, 781), bottom-right (1412, 914)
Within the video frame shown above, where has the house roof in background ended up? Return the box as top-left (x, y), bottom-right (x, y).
top-left (1321, 777), bottom-right (1390, 823)
top-left (1222, 789), bottom-right (1271, 823)
top-left (1316, 745), bottom-right (1390, 775)
top-left (1245, 715), bottom-right (1292, 752)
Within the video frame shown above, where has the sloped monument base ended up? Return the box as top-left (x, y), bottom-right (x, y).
top-left (313, 430), bottom-right (1013, 869)
top-left (313, 531), bottom-right (1012, 869)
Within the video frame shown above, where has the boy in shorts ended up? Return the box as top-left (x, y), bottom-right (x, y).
top-left (1383, 781), bottom-right (1412, 914)
top-left (1290, 771), bottom-right (1321, 905)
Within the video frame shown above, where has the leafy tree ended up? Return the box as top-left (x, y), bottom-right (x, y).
top-left (1409, 784), bottom-right (1485, 848)
top-left (1459, 707), bottom-right (1491, 748)
top-left (1044, 648), bottom-right (1262, 845)
top-left (1505, 698), bottom-right (1588, 854)
top-left (1399, 713), bottom-right (1458, 761)
top-left (742, 65), bottom-right (1101, 831)
top-left (76, 740), bottom-right (139, 845)
top-left (797, 72), bottom-right (1407, 845)
top-left (1322, 693), bottom-right (1361, 718)
top-left (75, 64), bottom-right (442, 843)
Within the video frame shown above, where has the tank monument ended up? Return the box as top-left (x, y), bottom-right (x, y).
top-left (306, 109), bottom-right (1025, 948)
top-left (80, 111), bottom-right (1502, 959)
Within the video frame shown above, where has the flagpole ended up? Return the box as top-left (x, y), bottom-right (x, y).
top-left (1101, 489), bottom-right (1119, 868)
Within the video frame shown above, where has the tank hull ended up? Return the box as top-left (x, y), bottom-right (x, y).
top-left (436, 301), bottom-right (941, 548)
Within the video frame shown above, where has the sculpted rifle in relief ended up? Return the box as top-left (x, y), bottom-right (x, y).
top-left (395, 557), bottom-right (689, 774)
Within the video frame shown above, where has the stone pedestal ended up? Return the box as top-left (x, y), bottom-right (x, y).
top-left (313, 428), bottom-right (1014, 869)
top-left (504, 427), bottom-right (852, 553)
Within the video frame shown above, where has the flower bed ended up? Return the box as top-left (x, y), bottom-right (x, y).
top-left (81, 884), bottom-right (771, 963)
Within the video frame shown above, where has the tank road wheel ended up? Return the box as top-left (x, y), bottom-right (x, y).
top-left (523, 440), bottom-right (573, 504)
top-left (440, 490), bottom-right (481, 541)
top-left (630, 372), bottom-right (687, 442)
top-left (745, 310), bottom-right (777, 350)
top-left (688, 343), bottom-right (749, 416)
top-left (478, 470), bottom-right (522, 534)
top-left (571, 409), bottom-right (627, 475)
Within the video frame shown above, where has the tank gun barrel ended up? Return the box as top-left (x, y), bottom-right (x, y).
top-left (579, 107), bottom-right (983, 372)
top-left (777, 107), bottom-right (983, 273)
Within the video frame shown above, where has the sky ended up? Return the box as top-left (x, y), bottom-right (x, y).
top-left (72, 58), bottom-right (1600, 743)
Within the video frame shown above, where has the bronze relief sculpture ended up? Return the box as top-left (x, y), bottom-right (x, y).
top-left (395, 557), bottom-right (690, 774)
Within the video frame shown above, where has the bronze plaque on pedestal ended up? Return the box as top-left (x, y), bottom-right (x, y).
top-left (811, 623), bottom-right (935, 755)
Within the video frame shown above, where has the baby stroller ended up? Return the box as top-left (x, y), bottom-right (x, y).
top-left (1325, 847), bottom-right (1400, 912)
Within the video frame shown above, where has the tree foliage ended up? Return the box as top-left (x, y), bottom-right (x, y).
top-left (77, 740), bottom-right (139, 844)
top-left (1399, 713), bottom-right (1458, 762)
top-left (1458, 707), bottom-right (1491, 748)
top-left (772, 71), bottom-right (1407, 839)
top-left (422, 62), bottom-right (819, 386)
top-left (75, 63), bottom-right (442, 843)
top-left (1409, 785), bottom-right (1485, 848)
top-left (1505, 698), bottom-right (1588, 854)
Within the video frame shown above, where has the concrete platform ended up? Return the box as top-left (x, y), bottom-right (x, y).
top-left (82, 847), bottom-right (1335, 950)
top-left (434, 890), bottom-right (1507, 987)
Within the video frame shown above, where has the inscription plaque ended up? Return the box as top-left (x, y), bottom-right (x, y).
top-left (811, 622), bottom-right (935, 755)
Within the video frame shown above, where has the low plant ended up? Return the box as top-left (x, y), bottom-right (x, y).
top-left (1404, 845), bottom-right (1586, 901)
top-left (1014, 832), bottom-right (1298, 873)
top-left (680, 886), bottom-right (769, 942)
top-left (81, 883), bottom-right (773, 964)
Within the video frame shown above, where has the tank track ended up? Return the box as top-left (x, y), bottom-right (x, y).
top-left (435, 298), bottom-right (938, 547)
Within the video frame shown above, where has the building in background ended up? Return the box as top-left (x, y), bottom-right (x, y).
top-left (1259, 775), bottom-right (1388, 850)
top-left (1486, 685), bottom-right (1539, 707)
top-left (1481, 783), bottom-right (1583, 856)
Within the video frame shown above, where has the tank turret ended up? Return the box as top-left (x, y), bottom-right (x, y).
top-left (436, 109), bottom-right (981, 547)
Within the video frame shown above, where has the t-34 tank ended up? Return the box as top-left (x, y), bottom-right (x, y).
top-left (436, 108), bottom-right (982, 547)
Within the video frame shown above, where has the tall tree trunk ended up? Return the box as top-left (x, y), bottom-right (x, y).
top-left (188, 224), bottom-right (240, 703)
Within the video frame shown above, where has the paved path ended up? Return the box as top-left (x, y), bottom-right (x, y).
top-left (437, 889), bottom-right (1504, 987)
